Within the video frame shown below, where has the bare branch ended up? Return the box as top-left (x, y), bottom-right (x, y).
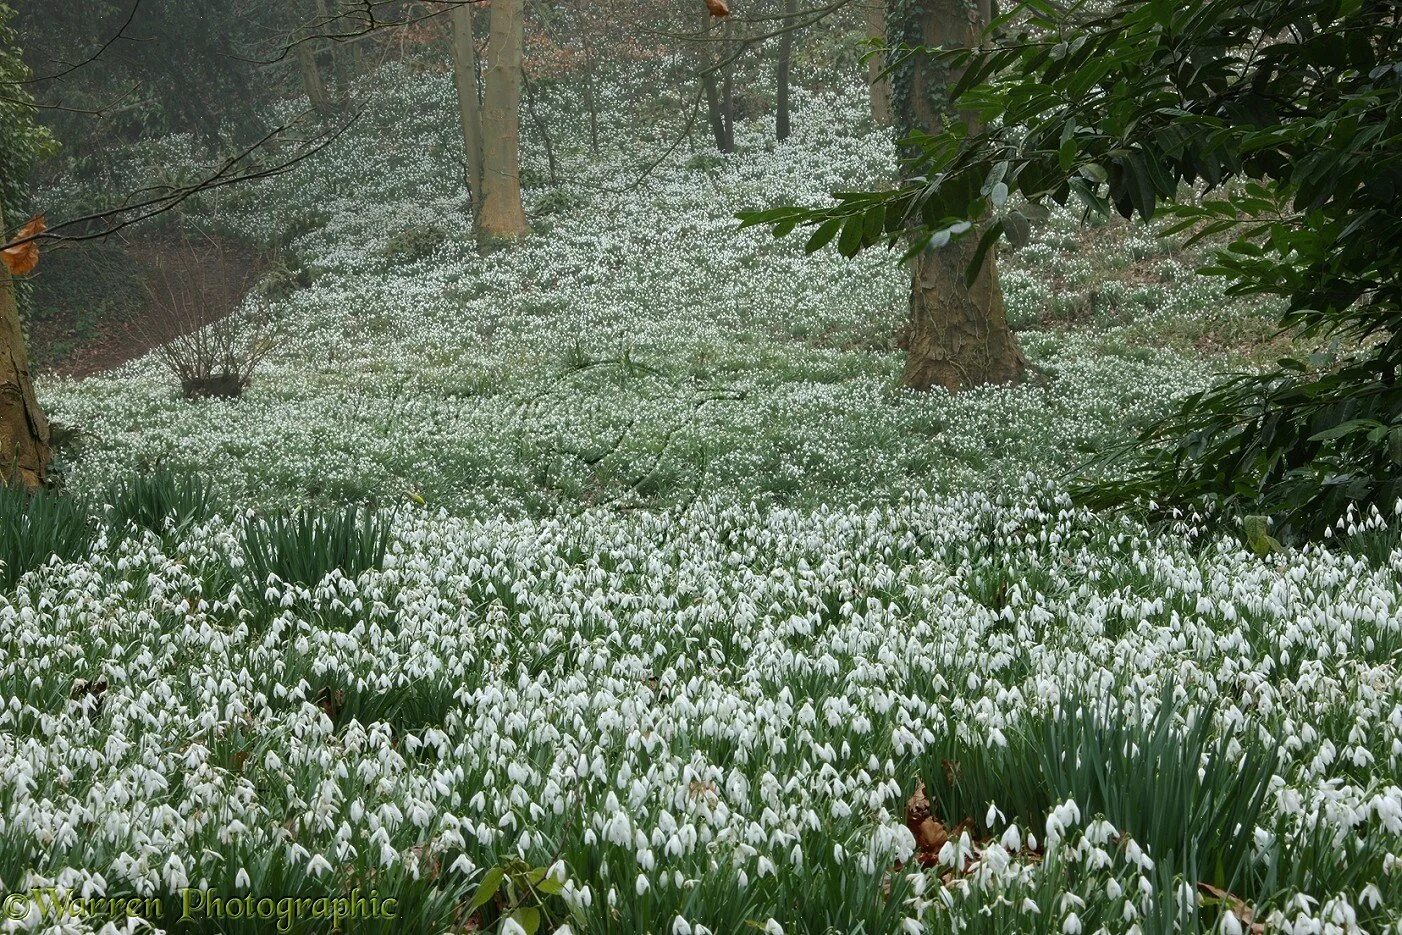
top-left (2, 0), bottom-right (145, 86)
top-left (3, 113), bottom-right (359, 249)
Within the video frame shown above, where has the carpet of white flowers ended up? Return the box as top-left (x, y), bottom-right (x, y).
top-left (4, 66), bottom-right (1399, 934)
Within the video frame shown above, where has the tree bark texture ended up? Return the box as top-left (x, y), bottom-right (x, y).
top-left (476, 0), bottom-right (530, 239)
top-left (0, 203), bottom-right (49, 489)
top-left (866, 1), bottom-right (892, 125)
top-left (450, 1), bottom-right (485, 210)
top-left (893, 0), bottom-right (1024, 392)
top-left (297, 40), bottom-right (330, 114)
top-left (775, 0), bottom-right (798, 141)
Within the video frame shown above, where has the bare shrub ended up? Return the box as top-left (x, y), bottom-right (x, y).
top-left (135, 230), bottom-right (281, 400)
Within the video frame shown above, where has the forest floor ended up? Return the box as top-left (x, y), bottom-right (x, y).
top-left (5, 66), bottom-right (1399, 934)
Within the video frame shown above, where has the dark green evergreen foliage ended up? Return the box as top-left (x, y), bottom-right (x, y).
top-left (14, 0), bottom-right (268, 150)
top-left (103, 467), bottom-right (220, 535)
top-left (240, 505), bottom-right (392, 589)
top-left (0, 2), bottom-right (58, 313)
top-left (743, 0), bottom-right (1402, 538)
top-left (0, 485), bottom-right (95, 589)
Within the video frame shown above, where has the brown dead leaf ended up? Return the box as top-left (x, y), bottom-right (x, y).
top-left (2, 215), bottom-right (45, 277)
top-left (1198, 882), bottom-right (1264, 934)
top-left (905, 780), bottom-right (950, 866)
top-left (704, 0), bottom-right (730, 16)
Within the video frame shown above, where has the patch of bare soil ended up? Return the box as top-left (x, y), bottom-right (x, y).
top-left (30, 232), bottom-right (265, 380)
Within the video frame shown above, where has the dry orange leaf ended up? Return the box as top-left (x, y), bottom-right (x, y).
top-left (1198, 882), bottom-right (1265, 934)
top-left (2, 215), bottom-right (45, 277)
top-left (704, 0), bottom-right (730, 17)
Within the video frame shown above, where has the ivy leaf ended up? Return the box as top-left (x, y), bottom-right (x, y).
top-left (1243, 515), bottom-right (1283, 558)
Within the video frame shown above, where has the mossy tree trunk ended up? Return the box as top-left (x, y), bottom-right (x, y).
top-left (0, 203), bottom-right (49, 489)
top-left (893, 0), bottom-right (1024, 391)
top-left (476, 0), bottom-right (529, 240)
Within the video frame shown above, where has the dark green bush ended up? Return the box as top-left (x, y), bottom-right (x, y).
top-left (380, 224), bottom-right (447, 264)
top-left (0, 485), bottom-right (95, 590)
top-left (241, 505), bottom-right (391, 590)
top-left (104, 467), bottom-right (219, 535)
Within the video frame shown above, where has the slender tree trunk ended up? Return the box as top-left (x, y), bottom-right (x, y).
top-left (775, 0), bottom-right (798, 141)
top-left (894, 0), bottom-right (1024, 391)
top-left (476, 0), bottom-right (529, 240)
top-left (697, 7), bottom-right (733, 154)
top-left (866, 1), bottom-right (892, 125)
top-left (702, 71), bottom-right (727, 151)
top-left (720, 20), bottom-right (736, 151)
top-left (449, 1), bottom-right (484, 211)
top-left (574, 0), bottom-right (601, 154)
top-left (314, 0), bottom-right (340, 93)
top-left (0, 204), bottom-right (50, 490)
top-left (522, 72), bottom-right (558, 187)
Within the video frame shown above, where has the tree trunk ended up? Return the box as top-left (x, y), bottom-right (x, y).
top-left (476, 0), bottom-right (529, 240)
top-left (702, 71), bottom-right (728, 151)
top-left (894, 0), bottom-right (1023, 391)
top-left (0, 204), bottom-right (50, 489)
top-left (522, 72), bottom-right (558, 187)
top-left (720, 20), bottom-right (736, 151)
top-left (865, 1), bottom-right (892, 125)
top-left (573, 0), bottom-right (601, 154)
top-left (698, 8), bottom-right (734, 154)
top-left (297, 40), bottom-right (330, 114)
top-left (314, 0), bottom-right (340, 93)
top-left (902, 236), bottom-right (1025, 391)
top-left (775, 0), bottom-right (798, 141)
top-left (449, 1), bottom-right (485, 211)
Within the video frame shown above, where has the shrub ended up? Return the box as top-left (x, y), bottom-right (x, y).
top-left (686, 152), bottom-right (725, 173)
top-left (380, 224), bottom-right (447, 264)
top-left (136, 228), bottom-right (281, 400)
top-left (0, 486), bottom-right (95, 590)
top-left (104, 468), bottom-right (219, 535)
top-left (240, 505), bottom-right (392, 590)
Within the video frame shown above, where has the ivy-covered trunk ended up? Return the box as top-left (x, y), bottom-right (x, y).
top-left (0, 204), bottom-right (49, 489)
top-left (893, 0), bottom-right (1024, 391)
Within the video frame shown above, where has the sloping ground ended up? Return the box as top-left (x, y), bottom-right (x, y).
top-left (38, 69), bottom-right (1230, 514)
top-left (5, 68), bottom-right (1397, 933)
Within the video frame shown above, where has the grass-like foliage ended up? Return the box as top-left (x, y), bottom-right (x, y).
top-left (1038, 697), bottom-right (1277, 893)
top-left (240, 505), bottom-right (391, 589)
top-left (103, 467), bottom-right (219, 535)
top-left (0, 485), bottom-right (95, 590)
